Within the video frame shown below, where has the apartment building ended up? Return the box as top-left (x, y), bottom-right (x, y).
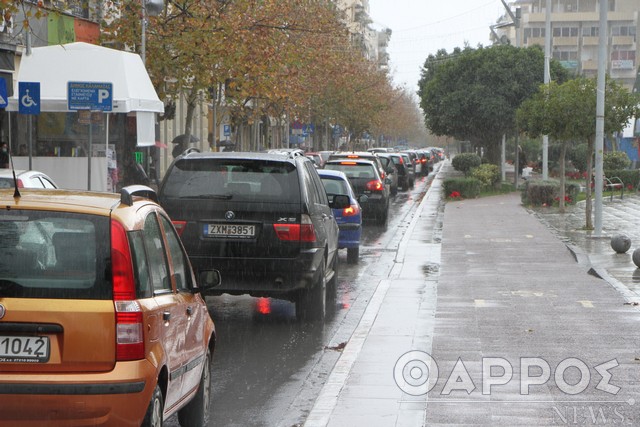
top-left (499, 0), bottom-right (639, 89)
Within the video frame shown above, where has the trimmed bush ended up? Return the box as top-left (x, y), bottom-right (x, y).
top-left (452, 153), bottom-right (481, 176)
top-left (521, 179), bottom-right (560, 206)
top-left (603, 151), bottom-right (631, 174)
top-left (443, 177), bottom-right (481, 199)
top-left (470, 164), bottom-right (500, 188)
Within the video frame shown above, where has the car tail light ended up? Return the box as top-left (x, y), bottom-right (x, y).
top-left (343, 204), bottom-right (360, 217)
top-left (111, 220), bottom-right (145, 361)
top-left (172, 220), bottom-right (187, 237)
top-left (398, 157), bottom-right (404, 164)
top-left (273, 214), bottom-right (316, 242)
top-left (420, 158), bottom-right (426, 164)
top-left (340, 161), bottom-right (357, 165)
top-left (366, 180), bottom-right (384, 191)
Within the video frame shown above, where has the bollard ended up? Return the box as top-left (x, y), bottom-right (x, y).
top-left (611, 234), bottom-right (632, 254)
top-left (633, 248), bottom-right (640, 268)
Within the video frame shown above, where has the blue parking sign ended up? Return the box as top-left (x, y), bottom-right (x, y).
top-left (0, 79), bottom-right (7, 109)
top-left (19, 82), bottom-right (40, 115)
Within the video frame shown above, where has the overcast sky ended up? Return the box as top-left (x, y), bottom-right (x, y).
top-left (368, 0), bottom-right (507, 92)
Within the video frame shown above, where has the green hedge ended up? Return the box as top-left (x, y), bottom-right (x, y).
top-left (451, 153), bottom-right (481, 176)
top-left (605, 169), bottom-right (640, 190)
top-left (522, 179), bottom-right (580, 206)
top-left (443, 178), bottom-right (481, 199)
top-left (470, 164), bottom-right (500, 187)
top-left (521, 180), bottom-right (559, 206)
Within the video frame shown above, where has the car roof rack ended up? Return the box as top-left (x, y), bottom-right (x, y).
top-left (120, 185), bottom-right (158, 206)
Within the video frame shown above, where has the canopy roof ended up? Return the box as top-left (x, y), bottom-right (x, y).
top-left (8, 42), bottom-right (164, 113)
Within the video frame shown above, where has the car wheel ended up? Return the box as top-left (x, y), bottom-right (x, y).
top-left (377, 207), bottom-right (388, 226)
top-left (141, 385), bottom-right (164, 427)
top-left (347, 247), bottom-right (359, 264)
top-left (296, 262), bottom-right (326, 321)
top-left (178, 348), bottom-right (212, 427)
top-left (327, 254), bottom-right (338, 300)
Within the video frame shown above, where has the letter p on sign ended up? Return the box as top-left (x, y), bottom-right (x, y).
top-left (98, 89), bottom-right (109, 103)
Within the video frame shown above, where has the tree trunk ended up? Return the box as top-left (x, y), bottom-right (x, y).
top-left (559, 142), bottom-right (566, 213)
top-left (177, 87), bottom-right (199, 155)
top-left (584, 137), bottom-right (594, 230)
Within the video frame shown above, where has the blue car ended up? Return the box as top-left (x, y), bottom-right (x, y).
top-left (319, 169), bottom-right (366, 264)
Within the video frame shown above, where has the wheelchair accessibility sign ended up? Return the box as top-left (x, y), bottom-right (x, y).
top-left (19, 82), bottom-right (40, 115)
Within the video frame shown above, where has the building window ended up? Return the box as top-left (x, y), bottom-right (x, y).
top-left (525, 27), bottom-right (545, 41)
top-left (553, 27), bottom-right (579, 37)
top-left (553, 50), bottom-right (578, 61)
top-left (612, 25), bottom-right (636, 37)
top-left (582, 26), bottom-right (599, 37)
top-left (611, 50), bottom-right (636, 61)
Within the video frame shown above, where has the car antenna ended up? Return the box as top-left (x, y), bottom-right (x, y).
top-left (9, 146), bottom-right (20, 198)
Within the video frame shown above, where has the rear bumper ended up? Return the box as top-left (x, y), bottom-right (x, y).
top-left (0, 360), bottom-right (156, 427)
top-left (192, 248), bottom-right (324, 297)
top-left (338, 224), bottom-right (361, 249)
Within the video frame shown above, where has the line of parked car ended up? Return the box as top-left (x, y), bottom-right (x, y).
top-left (0, 145), bottom-right (443, 426)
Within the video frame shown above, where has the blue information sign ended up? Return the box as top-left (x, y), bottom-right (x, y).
top-left (68, 81), bottom-right (113, 111)
top-left (19, 82), bottom-right (40, 115)
top-left (0, 79), bottom-right (7, 109)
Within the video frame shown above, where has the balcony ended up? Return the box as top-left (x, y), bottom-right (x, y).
top-left (526, 11), bottom-right (633, 23)
top-left (525, 37), bottom-right (545, 47)
top-left (582, 59), bottom-right (598, 71)
top-left (582, 36), bottom-right (599, 46)
top-left (612, 36), bottom-right (635, 46)
top-left (554, 36), bottom-right (579, 46)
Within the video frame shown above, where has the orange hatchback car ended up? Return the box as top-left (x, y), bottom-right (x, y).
top-left (0, 185), bottom-right (220, 427)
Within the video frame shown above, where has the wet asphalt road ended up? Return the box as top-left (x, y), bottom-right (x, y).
top-left (165, 173), bottom-right (438, 427)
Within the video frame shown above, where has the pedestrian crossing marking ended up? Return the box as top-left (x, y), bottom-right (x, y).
top-left (579, 300), bottom-right (594, 308)
top-left (474, 299), bottom-right (485, 307)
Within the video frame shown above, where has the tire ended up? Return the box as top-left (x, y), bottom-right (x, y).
top-left (327, 254), bottom-right (338, 300)
top-left (377, 206), bottom-right (388, 226)
top-left (296, 262), bottom-right (326, 321)
top-left (142, 385), bottom-right (164, 427)
top-left (178, 349), bottom-right (212, 427)
top-left (347, 247), bottom-right (359, 264)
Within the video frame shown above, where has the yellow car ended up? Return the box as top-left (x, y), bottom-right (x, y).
top-left (0, 185), bottom-right (220, 427)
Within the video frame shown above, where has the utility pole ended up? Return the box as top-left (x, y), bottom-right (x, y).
top-left (500, 0), bottom-right (521, 187)
top-left (594, 0), bottom-right (608, 236)
top-left (542, 0), bottom-right (551, 180)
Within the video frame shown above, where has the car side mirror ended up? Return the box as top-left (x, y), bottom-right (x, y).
top-left (385, 177), bottom-right (392, 185)
top-left (198, 269), bottom-right (222, 294)
top-left (330, 194), bottom-right (350, 209)
top-left (358, 194), bottom-right (369, 204)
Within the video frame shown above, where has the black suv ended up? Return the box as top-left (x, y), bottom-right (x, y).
top-left (158, 151), bottom-right (349, 320)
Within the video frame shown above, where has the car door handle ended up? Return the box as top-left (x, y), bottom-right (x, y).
top-left (163, 311), bottom-right (171, 321)
top-left (186, 306), bottom-right (193, 316)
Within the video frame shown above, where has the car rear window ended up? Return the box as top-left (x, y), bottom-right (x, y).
top-left (161, 158), bottom-right (301, 203)
top-left (0, 211), bottom-right (111, 299)
top-left (324, 163), bottom-right (376, 179)
top-left (320, 177), bottom-right (349, 195)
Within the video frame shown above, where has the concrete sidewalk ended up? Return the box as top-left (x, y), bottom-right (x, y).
top-left (304, 160), bottom-right (640, 426)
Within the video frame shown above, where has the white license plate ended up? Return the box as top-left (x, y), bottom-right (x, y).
top-left (205, 224), bottom-right (256, 238)
top-left (0, 336), bottom-right (50, 363)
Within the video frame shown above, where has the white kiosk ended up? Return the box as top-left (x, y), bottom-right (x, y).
top-left (6, 42), bottom-right (164, 191)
